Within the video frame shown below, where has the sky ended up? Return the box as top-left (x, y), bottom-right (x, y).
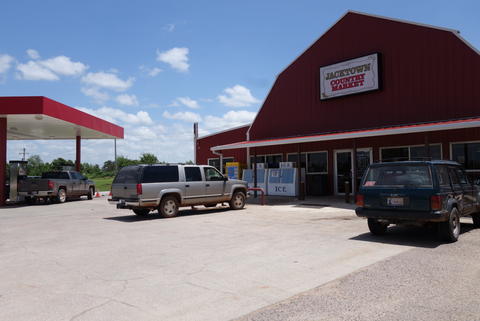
top-left (1, 0), bottom-right (479, 165)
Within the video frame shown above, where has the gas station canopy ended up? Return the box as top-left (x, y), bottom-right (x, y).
top-left (0, 96), bottom-right (124, 140)
top-left (0, 96), bottom-right (124, 206)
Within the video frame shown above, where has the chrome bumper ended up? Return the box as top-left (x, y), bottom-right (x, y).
top-left (108, 198), bottom-right (159, 209)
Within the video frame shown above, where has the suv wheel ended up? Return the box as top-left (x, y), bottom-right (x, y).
top-left (133, 209), bottom-right (150, 216)
top-left (367, 218), bottom-right (388, 235)
top-left (472, 213), bottom-right (480, 228)
top-left (159, 196), bottom-right (179, 218)
top-left (229, 191), bottom-right (246, 210)
top-left (439, 207), bottom-right (461, 242)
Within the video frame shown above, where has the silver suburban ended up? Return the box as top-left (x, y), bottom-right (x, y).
top-left (108, 164), bottom-right (248, 217)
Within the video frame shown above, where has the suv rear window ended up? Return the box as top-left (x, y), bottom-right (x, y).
top-left (113, 166), bottom-right (140, 184)
top-left (362, 164), bottom-right (433, 188)
top-left (141, 166), bottom-right (179, 183)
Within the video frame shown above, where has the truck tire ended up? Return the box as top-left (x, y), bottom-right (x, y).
top-left (438, 207), bottom-right (461, 242)
top-left (56, 188), bottom-right (67, 203)
top-left (87, 187), bottom-right (94, 200)
top-left (159, 196), bottom-right (179, 218)
top-left (367, 218), bottom-right (388, 235)
top-left (472, 213), bottom-right (480, 228)
top-left (133, 209), bottom-right (150, 216)
top-left (229, 191), bottom-right (246, 210)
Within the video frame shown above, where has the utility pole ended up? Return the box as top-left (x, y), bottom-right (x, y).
top-left (19, 147), bottom-right (29, 161)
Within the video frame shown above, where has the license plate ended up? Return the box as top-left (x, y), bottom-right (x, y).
top-left (387, 197), bottom-right (404, 206)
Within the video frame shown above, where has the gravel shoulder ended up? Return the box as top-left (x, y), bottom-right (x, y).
top-left (235, 222), bottom-right (480, 321)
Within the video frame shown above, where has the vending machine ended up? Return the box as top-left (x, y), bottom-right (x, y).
top-left (267, 162), bottom-right (299, 196)
top-left (225, 162), bottom-right (242, 180)
top-left (242, 165), bottom-right (268, 193)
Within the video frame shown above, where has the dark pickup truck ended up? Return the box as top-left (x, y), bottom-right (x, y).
top-left (356, 160), bottom-right (480, 242)
top-left (18, 171), bottom-right (95, 203)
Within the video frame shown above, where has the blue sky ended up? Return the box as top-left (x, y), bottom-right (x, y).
top-left (1, 0), bottom-right (479, 164)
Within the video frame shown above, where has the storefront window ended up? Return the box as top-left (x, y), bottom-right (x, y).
top-left (266, 155), bottom-right (282, 168)
top-left (381, 147), bottom-right (409, 162)
top-left (287, 153), bottom-right (306, 168)
top-left (452, 143), bottom-right (480, 170)
top-left (381, 145), bottom-right (441, 162)
top-left (208, 157), bottom-right (233, 172)
top-left (250, 155), bottom-right (266, 168)
top-left (410, 145), bottom-right (441, 160)
top-left (307, 152), bottom-right (328, 173)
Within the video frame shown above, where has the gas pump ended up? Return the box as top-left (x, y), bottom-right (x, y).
top-left (9, 160), bottom-right (28, 202)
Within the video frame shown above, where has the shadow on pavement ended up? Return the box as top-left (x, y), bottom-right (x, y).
top-left (104, 206), bottom-right (233, 222)
top-left (350, 222), bottom-right (476, 248)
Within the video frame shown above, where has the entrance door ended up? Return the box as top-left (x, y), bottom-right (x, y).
top-left (334, 150), bottom-right (353, 195)
top-left (334, 148), bottom-right (373, 195)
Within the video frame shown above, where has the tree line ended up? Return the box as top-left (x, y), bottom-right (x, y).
top-left (18, 153), bottom-right (193, 178)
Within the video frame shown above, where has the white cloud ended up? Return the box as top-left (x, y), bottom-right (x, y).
top-left (26, 49), bottom-right (40, 60)
top-left (148, 67), bottom-right (162, 76)
top-left (163, 111), bottom-right (201, 122)
top-left (17, 61), bottom-right (59, 81)
top-left (163, 24), bottom-right (175, 32)
top-left (203, 110), bottom-right (256, 133)
top-left (0, 54), bottom-right (14, 74)
top-left (218, 85), bottom-right (260, 107)
top-left (81, 87), bottom-right (110, 103)
top-left (79, 106), bottom-right (153, 125)
top-left (116, 94), bottom-right (139, 107)
top-left (174, 97), bottom-right (199, 109)
top-left (39, 56), bottom-right (88, 76)
top-left (139, 65), bottom-right (162, 77)
top-left (81, 72), bottom-right (134, 91)
top-left (156, 47), bottom-right (189, 72)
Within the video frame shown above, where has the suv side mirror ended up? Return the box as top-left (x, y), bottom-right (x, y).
top-left (223, 176), bottom-right (228, 181)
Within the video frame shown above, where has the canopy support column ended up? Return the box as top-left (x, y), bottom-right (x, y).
top-left (0, 118), bottom-right (6, 206)
top-left (75, 136), bottom-right (81, 172)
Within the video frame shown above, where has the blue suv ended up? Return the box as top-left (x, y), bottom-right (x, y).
top-left (355, 160), bottom-right (480, 242)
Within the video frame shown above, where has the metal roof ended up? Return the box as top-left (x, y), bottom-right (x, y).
top-left (0, 96), bottom-right (124, 140)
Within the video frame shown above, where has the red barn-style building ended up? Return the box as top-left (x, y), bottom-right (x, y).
top-left (196, 11), bottom-right (480, 196)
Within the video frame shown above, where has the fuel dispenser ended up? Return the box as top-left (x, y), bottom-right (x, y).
top-left (9, 160), bottom-right (28, 202)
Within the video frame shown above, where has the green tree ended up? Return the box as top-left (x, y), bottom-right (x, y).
top-left (50, 158), bottom-right (74, 171)
top-left (139, 153), bottom-right (159, 164)
top-left (116, 156), bottom-right (138, 169)
top-left (102, 160), bottom-right (116, 172)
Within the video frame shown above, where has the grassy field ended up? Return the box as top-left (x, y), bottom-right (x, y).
top-left (91, 176), bottom-right (114, 192)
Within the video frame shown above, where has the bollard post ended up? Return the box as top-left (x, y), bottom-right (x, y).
top-left (344, 180), bottom-right (350, 203)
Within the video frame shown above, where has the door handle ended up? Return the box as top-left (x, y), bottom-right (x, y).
top-left (185, 184), bottom-right (190, 187)
top-left (124, 186), bottom-right (127, 189)
top-left (206, 184), bottom-right (210, 187)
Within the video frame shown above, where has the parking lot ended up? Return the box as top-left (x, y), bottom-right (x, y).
top-left (0, 197), bottom-right (474, 321)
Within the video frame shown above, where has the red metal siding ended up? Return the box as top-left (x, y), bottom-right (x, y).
top-left (196, 125), bottom-right (249, 165)
top-left (249, 12), bottom-right (480, 140)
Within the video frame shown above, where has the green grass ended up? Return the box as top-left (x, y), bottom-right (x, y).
top-left (91, 176), bottom-right (114, 192)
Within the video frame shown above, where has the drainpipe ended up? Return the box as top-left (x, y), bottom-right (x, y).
top-left (212, 150), bottom-right (224, 174)
top-left (246, 131), bottom-right (251, 169)
top-left (193, 122), bottom-right (199, 165)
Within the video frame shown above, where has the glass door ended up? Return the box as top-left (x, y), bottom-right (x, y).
top-left (335, 150), bottom-right (353, 195)
top-left (335, 148), bottom-right (373, 195)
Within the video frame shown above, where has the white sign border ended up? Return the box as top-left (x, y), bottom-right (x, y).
top-left (319, 53), bottom-right (380, 101)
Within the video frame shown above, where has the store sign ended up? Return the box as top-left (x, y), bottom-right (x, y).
top-left (320, 53), bottom-right (380, 100)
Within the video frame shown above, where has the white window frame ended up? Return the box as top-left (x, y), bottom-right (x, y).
top-left (264, 153), bottom-right (283, 168)
top-left (449, 140), bottom-right (480, 172)
top-left (207, 157), bottom-right (234, 171)
top-left (379, 143), bottom-right (442, 162)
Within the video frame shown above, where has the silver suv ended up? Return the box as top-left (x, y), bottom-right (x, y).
top-left (108, 164), bottom-right (248, 217)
